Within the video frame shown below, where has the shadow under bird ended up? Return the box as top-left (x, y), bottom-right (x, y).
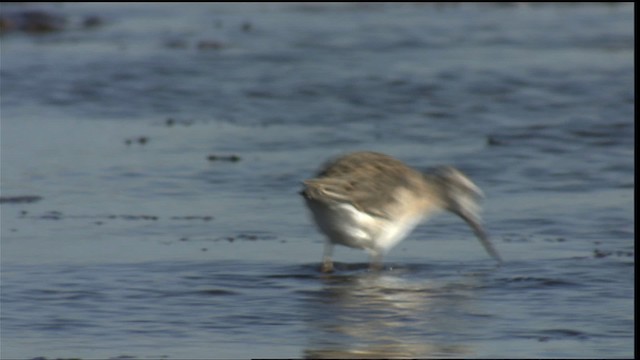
top-left (300, 151), bottom-right (502, 272)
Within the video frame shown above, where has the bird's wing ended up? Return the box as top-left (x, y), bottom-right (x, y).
top-left (304, 153), bottom-right (421, 219)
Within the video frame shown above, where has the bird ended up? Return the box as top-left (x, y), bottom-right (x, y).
top-left (300, 151), bottom-right (502, 272)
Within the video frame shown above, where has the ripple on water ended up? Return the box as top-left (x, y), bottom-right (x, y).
top-left (497, 276), bottom-right (580, 289)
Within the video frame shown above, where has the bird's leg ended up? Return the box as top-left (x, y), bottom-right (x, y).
top-left (321, 242), bottom-right (334, 273)
top-left (369, 251), bottom-right (383, 271)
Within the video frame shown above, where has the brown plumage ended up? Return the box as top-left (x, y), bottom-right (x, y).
top-left (301, 151), bottom-right (501, 272)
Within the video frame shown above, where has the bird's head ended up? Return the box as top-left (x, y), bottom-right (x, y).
top-left (426, 166), bottom-right (502, 264)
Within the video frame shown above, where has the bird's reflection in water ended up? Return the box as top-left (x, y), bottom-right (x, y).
top-left (302, 264), bottom-right (488, 359)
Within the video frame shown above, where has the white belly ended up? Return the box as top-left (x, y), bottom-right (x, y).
top-left (307, 201), bottom-right (423, 254)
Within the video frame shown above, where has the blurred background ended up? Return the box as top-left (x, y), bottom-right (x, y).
top-left (0, 3), bottom-right (633, 359)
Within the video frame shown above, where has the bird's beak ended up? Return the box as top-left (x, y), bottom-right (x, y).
top-left (456, 209), bottom-right (502, 264)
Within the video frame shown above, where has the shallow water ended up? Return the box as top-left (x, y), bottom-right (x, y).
top-left (0, 3), bottom-right (634, 359)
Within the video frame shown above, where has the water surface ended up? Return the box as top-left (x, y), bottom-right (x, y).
top-left (0, 3), bottom-right (634, 359)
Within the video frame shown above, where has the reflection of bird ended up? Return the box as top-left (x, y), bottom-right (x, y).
top-left (302, 273), bottom-right (476, 358)
top-left (300, 151), bottom-right (501, 272)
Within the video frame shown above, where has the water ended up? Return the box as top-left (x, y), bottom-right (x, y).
top-left (0, 3), bottom-right (633, 358)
